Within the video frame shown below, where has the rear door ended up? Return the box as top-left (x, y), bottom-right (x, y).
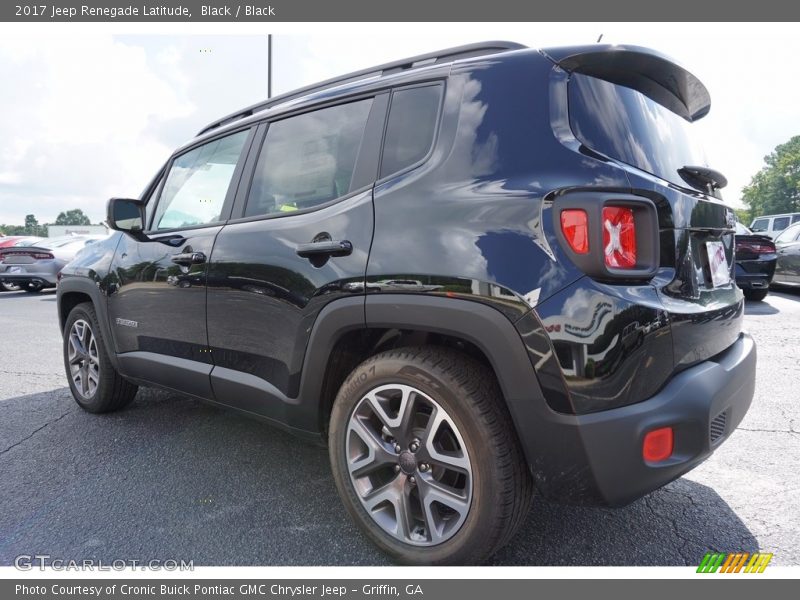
top-left (205, 94), bottom-right (388, 424)
top-left (107, 127), bottom-right (254, 398)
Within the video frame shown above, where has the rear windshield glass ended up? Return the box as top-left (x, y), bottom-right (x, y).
top-left (568, 73), bottom-right (708, 188)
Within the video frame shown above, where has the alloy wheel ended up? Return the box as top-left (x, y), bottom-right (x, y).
top-left (67, 319), bottom-right (100, 400)
top-left (346, 384), bottom-right (473, 546)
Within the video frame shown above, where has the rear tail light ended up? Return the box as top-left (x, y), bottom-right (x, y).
top-left (643, 426), bottom-right (674, 463)
top-left (553, 194), bottom-right (659, 281)
top-left (0, 250), bottom-right (54, 261)
top-left (602, 206), bottom-right (636, 269)
top-left (560, 209), bottom-right (589, 254)
top-left (735, 240), bottom-right (776, 255)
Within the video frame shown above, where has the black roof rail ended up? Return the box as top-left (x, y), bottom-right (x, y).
top-left (196, 41), bottom-right (526, 136)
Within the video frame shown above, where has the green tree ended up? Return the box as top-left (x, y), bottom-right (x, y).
top-left (741, 135), bottom-right (800, 221)
top-left (24, 214), bottom-right (40, 235)
top-left (734, 208), bottom-right (751, 225)
top-left (54, 208), bottom-right (91, 226)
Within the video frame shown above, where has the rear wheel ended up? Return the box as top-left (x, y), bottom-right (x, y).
top-left (63, 302), bottom-right (138, 413)
top-left (0, 281), bottom-right (21, 292)
top-left (329, 346), bottom-right (533, 565)
top-left (24, 282), bottom-right (43, 293)
top-left (744, 288), bottom-right (768, 301)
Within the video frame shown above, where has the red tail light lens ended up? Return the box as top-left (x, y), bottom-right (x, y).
top-left (33, 252), bottom-right (54, 260)
top-left (560, 209), bottom-right (589, 254)
top-left (736, 240), bottom-right (776, 255)
top-left (602, 206), bottom-right (636, 269)
top-left (643, 426), bottom-right (674, 463)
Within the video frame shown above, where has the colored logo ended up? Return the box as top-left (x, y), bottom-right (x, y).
top-left (697, 552), bottom-right (773, 573)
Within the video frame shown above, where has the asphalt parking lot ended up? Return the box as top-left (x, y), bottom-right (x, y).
top-left (0, 288), bottom-right (798, 566)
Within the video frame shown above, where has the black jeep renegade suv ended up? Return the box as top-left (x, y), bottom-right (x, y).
top-left (58, 42), bottom-right (756, 564)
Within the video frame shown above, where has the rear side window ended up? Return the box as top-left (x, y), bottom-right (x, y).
top-left (751, 218), bottom-right (769, 231)
top-left (568, 73), bottom-right (708, 189)
top-left (153, 130), bottom-right (249, 231)
top-left (792, 215), bottom-right (800, 224)
top-left (245, 99), bottom-right (373, 217)
top-left (380, 84), bottom-right (442, 178)
top-left (772, 216), bottom-right (791, 232)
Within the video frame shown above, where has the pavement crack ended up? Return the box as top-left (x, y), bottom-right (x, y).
top-left (0, 410), bottom-right (72, 455)
top-left (736, 426), bottom-right (799, 435)
top-left (644, 495), bottom-right (695, 564)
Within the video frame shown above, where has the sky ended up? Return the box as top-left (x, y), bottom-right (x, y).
top-left (0, 24), bottom-right (798, 225)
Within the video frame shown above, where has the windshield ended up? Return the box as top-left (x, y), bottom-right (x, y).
top-left (775, 223), bottom-right (800, 243)
top-left (568, 73), bottom-right (709, 191)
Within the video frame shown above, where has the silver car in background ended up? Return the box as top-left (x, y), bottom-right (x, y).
top-left (0, 235), bottom-right (108, 293)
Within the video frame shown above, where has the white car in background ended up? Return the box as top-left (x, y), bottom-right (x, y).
top-left (750, 212), bottom-right (800, 239)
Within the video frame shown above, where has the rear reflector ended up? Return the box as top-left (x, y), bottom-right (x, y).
top-left (603, 206), bottom-right (637, 269)
top-left (643, 427), bottom-right (674, 463)
top-left (560, 209), bottom-right (589, 254)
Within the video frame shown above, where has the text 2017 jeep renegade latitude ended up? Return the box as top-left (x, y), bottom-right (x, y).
top-left (58, 42), bottom-right (756, 564)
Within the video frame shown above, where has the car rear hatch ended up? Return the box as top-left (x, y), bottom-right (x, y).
top-left (550, 45), bottom-right (743, 370)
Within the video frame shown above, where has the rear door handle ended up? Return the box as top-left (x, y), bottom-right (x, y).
top-left (171, 251), bottom-right (206, 266)
top-left (296, 240), bottom-right (353, 259)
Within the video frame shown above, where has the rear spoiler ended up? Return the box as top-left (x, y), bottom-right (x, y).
top-left (541, 45), bottom-right (711, 122)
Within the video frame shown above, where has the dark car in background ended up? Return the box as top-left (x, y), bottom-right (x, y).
top-left (772, 222), bottom-right (800, 287)
top-left (57, 42), bottom-right (756, 564)
top-left (734, 222), bottom-right (777, 301)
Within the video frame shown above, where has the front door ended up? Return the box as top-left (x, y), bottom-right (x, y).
top-left (107, 128), bottom-right (253, 398)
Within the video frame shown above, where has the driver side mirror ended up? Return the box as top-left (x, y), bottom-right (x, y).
top-left (107, 198), bottom-right (146, 239)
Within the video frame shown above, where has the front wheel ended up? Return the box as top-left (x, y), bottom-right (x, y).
top-left (329, 347), bottom-right (533, 565)
top-left (63, 302), bottom-right (138, 413)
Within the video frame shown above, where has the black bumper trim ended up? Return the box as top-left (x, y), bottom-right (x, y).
top-left (532, 332), bottom-right (756, 506)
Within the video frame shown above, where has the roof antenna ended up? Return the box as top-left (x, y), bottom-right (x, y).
top-left (596, 34), bottom-right (603, 43)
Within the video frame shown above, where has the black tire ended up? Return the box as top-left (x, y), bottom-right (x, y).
top-left (744, 288), bottom-right (769, 301)
top-left (0, 281), bottom-right (21, 292)
top-left (24, 282), bottom-right (43, 293)
top-left (329, 346), bottom-right (533, 565)
top-left (63, 302), bottom-right (138, 413)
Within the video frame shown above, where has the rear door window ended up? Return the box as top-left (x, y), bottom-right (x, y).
top-left (245, 99), bottom-right (373, 217)
top-left (380, 84), bottom-right (442, 178)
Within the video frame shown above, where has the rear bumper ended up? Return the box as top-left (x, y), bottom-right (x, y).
top-left (735, 260), bottom-right (776, 289)
top-left (534, 332), bottom-right (756, 506)
top-left (0, 261), bottom-right (63, 287)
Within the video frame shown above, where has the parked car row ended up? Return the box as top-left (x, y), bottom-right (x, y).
top-left (0, 234), bottom-right (108, 292)
top-left (733, 221), bottom-right (800, 300)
